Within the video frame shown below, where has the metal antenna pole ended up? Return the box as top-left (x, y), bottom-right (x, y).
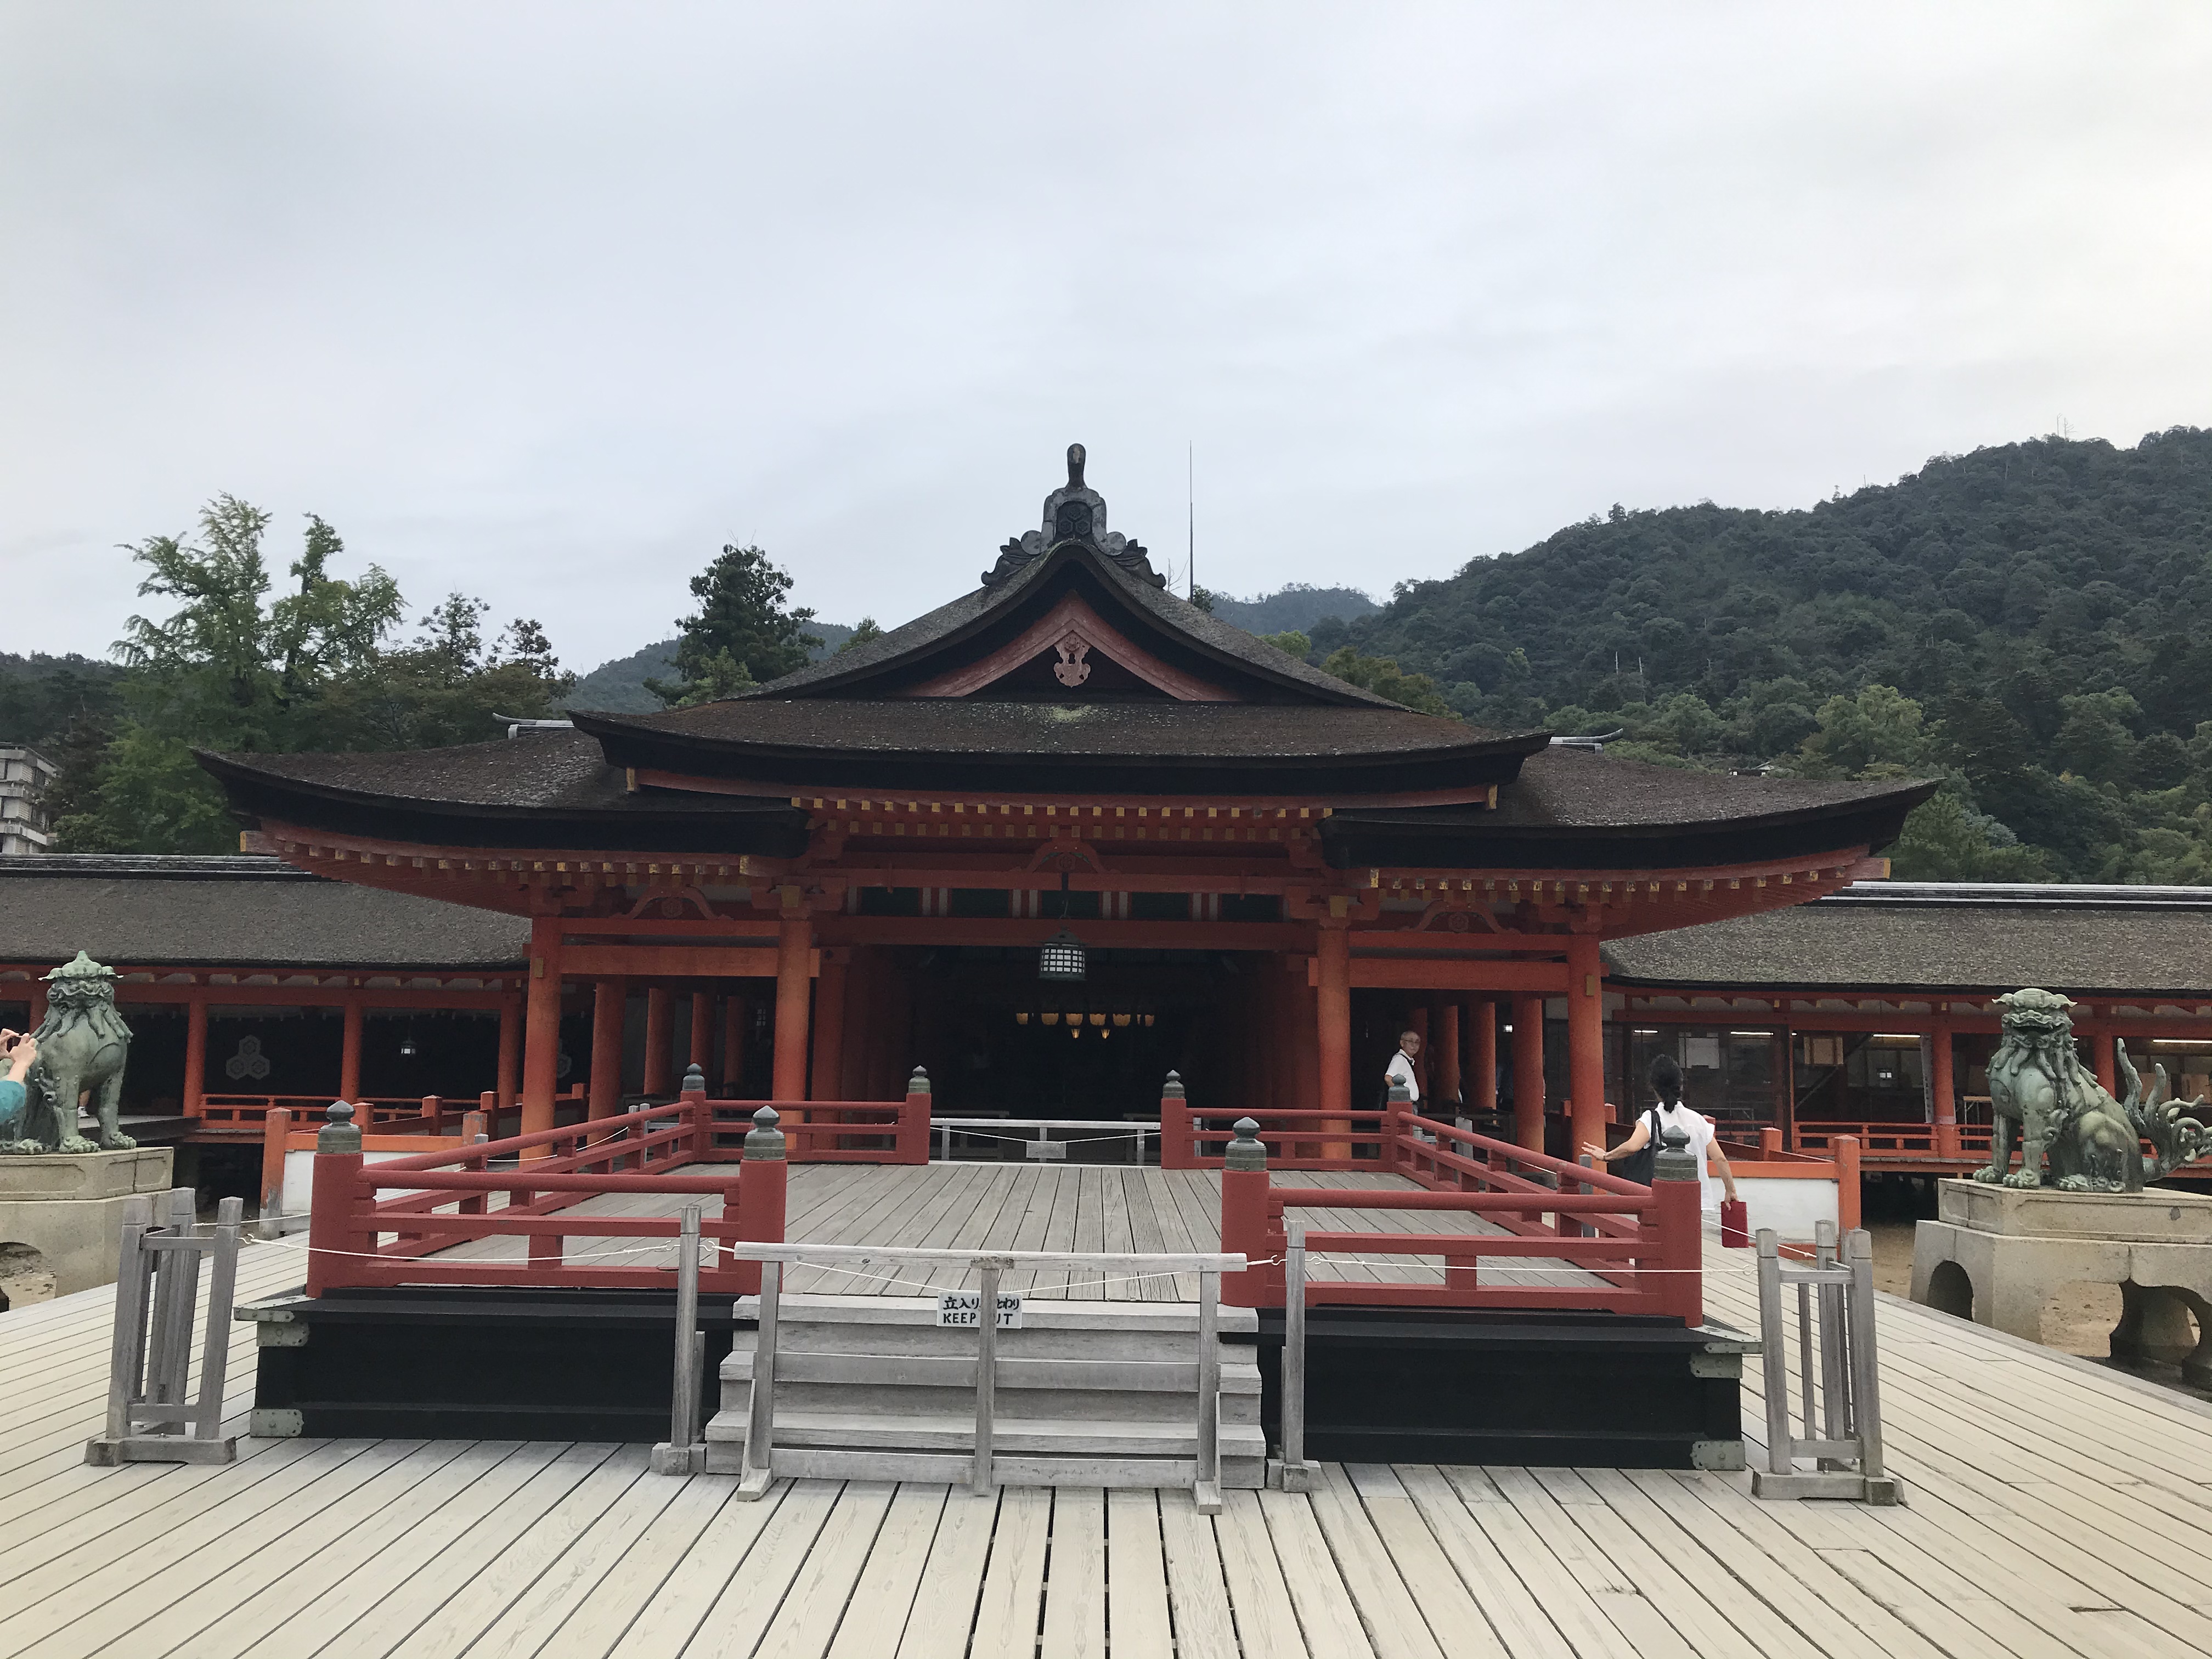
top-left (1187, 442), bottom-right (1195, 600)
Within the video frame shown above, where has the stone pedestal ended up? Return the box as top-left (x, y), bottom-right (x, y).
top-left (0, 1148), bottom-right (176, 1299)
top-left (1912, 1178), bottom-right (2212, 1387)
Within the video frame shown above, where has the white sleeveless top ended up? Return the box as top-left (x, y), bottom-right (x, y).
top-left (1647, 1102), bottom-right (1720, 1214)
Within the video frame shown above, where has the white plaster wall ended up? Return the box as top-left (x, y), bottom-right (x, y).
top-left (279, 1149), bottom-right (429, 1233)
top-left (1736, 1176), bottom-right (1839, 1242)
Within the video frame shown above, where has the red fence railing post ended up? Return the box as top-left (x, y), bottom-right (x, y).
top-left (733, 1106), bottom-right (787, 1298)
top-left (898, 1068), bottom-right (932, 1164)
top-left (1760, 1126), bottom-right (1782, 1158)
top-left (1834, 1134), bottom-right (1861, 1233)
top-left (1220, 1118), bottom-right (1273, 1307)
top-left (1160, 1071), bottom-right (1192, 1169)
top-left (1383, 1080), bottom-right (1412, 1178)
top-left (260, 1107), bottom-right (291, 1228)
top-left (307, 1102), bottom-right (366, 1297)
top-left (1649, 1126), bottom-right (1703, 1326)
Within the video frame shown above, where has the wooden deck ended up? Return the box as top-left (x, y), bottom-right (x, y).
top-left (422, 1164), bottom-right (1612, 1299)
top-left (7, 1167), bottom-right (2212, 1658)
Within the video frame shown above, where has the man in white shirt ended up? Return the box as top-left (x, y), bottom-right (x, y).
top-left (1384, 1028), bottom-right (1421, 1105)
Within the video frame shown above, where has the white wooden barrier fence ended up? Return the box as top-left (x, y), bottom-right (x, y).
top-left (1751, 1221), bottom-right (1900, 1504)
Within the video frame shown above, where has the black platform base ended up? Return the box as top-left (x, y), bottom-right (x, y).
top-left (241, 1286), bottom-right (738, 1442)
top-left (242, 1287), bottom-right (1752, 1466)
top-left (1254, 1308), bottom-right (1754, 1470)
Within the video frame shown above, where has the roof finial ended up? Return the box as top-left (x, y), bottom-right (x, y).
top-left (1067, 443), bottom-right (1086, 489)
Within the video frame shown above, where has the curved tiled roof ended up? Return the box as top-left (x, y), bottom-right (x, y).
top-left (0, 855), bottom-right (528, 969)
top-left (1604, 882), bottom-right (2212, 996)
top-left (1336, 747), bottom-right (1935, 836)
top-left (579, 699), bottom-right (1541, 764)
top-left (733, 543), bottom-right (1401, 708)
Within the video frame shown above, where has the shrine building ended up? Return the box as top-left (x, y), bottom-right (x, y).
top-left (185, 445), bottom-right (1936, 1153)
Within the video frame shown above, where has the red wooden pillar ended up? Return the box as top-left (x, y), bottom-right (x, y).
top-left (27, 978), bottom-right (47, 1031)
top-left (1567, 934), bottom-right (1606, 1158)
top-left (588, 977), bottom-right (625, 1120)
top-left (1471, 998), bottom-right (1497, 1115)
top-left (2088, 1023), bottom-right (2117, 1094)
top-left (495, 995), bottom-right (521, 1115)
top-left (1316, 923), bottom-right (1352, 1156)
top-left (810, 949), bottom-right (848, 1101)
top-left (721, 992), bottom-right (746, 1092)
top-left (1930, 1015), bottom-right (1959, 1160)
top-left (339, 996), bottom-right (364, 1103)
top-left (183, 992), bottom-right (208, 1118)
top-left (642, 986), bottom-right (673, 1097)
top-left (520, 916), bottom-right (565, 1148)
top-left (1511, 994), bottom-right (1545, 1153)
top-left (773, 902), bottom-right (813, 1102)
top-left (690, 990), bottom-right (713, 1076)
top-left (1436, 1002), bottom-right (1462, 1110)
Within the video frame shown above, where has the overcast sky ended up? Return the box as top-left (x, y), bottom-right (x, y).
top-left (5, 4), bottom-right (2210, 672)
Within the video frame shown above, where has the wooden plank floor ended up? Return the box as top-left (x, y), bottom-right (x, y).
top-left (422, 1163), bottom-right (1612, 1299)
top-left (7, 1189), bottom-right (2212, 1656)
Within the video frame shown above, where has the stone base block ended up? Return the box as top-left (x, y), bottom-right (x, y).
top-left (1914, 1178), bottom-right (2212, 1388)
top-left (0, 1147), bottom-right (175, 1298)
top-left (0, 1147), bottom-right (174, 1202)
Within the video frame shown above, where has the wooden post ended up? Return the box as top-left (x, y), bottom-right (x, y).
top-left (1218, 1118), bottom-right (1272, 1308)
top-left (519, 916), bottom-right (564, 1148)
top-left (339, 996), bottom-right (364, 1104)
top-left (259, 1107), bottom-right (291, 1228)
top-left (1511, 994), bottom-right (1545, 1153)
top-left (1835, 1133), bottom-right (1861, 1233)
top-left (1436, 1002), bottom-right (1462, 1110)
top-left (900, 1067), bottom-right (932, 1164)
top-left (690, 990), bottom-right (713, 1075)
top-left (721, 992), bottom-right (746, 1091)
top-left (772, 902), bottom-right (812, 1103)
top-left (1160, 1071), bottom-right (1191, 1168)
top-left (588, 978), bottom-right (625, 1121)
top-left (643, 986), bottom-right (673, 1097)
top-left (183, 994), bottom-right (207, 1119)
top-left (2089, 1026), bottom-right (2117, 1095)
top-left (1471, 998), bottom-right (1497, 1115)
top-left (1568, 935), bottom-right (1606, 1159)
top-left (495, 996), bottom-right (521, 1114)
top-left (809, 949), bottom-right (848, 1101)
top-left (1651, 1154), bottom-right (1703, 1327)
top-left (735, 1107), bottom-right (788, 1299)
top-left (1930, 1017), bottom-right (1959, 1160)
top-left (27, 978), bottom-right (47, 1031)
top-left (306, 1104), bottom-right (365, 1297)
top-left (1316, 922), bottom-right (1352, 1159)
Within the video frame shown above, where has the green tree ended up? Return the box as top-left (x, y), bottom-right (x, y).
top-left (651, 544), bottom-right (818, 705)
top-left (1792, 686), bottom-right (1931, 778)
top-left (52, 496), bottom-right (572, 853)
top-left (835, 618), bottom-right (885, 655)
top-left (1260, 629), bottom-right (1312, 659)
top-left (1318, 647), bottom-right (1457, 718)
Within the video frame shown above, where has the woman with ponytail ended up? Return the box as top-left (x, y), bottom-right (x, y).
top-left (1582, 1053), bottom-right (1739, 1214)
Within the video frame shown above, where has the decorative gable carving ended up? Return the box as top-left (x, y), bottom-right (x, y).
top-left (907, 593), bottom-right (1234, 701)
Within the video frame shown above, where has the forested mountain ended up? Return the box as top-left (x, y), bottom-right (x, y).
top-left (1206, 584), bottom-right (1378, 635)
top-left (1299, 427), bottom-right (2212, 882)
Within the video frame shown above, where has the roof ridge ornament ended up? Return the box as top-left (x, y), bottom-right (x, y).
top-left (981, 444), bottom-right (1167, 589)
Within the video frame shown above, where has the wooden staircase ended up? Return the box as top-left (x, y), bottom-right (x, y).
top-left (702, 1294), bottom-right (1266, 1493)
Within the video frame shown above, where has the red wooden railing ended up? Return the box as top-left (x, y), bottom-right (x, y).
top-left (1217, 1112), bottom-right (1703, 1323)
top-left (1159, 1074), bottom-right (1392, 1169)
top-left (696, 1075), bottom-right (932, 1164)
top-left (199, 1094), bottom-right (453, 1132)
top-left (303, 1096), bottom-right (788, 1297)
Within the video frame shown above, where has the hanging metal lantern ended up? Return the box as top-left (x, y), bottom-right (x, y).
top-left (1015, 1011), bottom-right (1030, 1025)
top-left (1038, 927), bottom-right (1087, 982)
